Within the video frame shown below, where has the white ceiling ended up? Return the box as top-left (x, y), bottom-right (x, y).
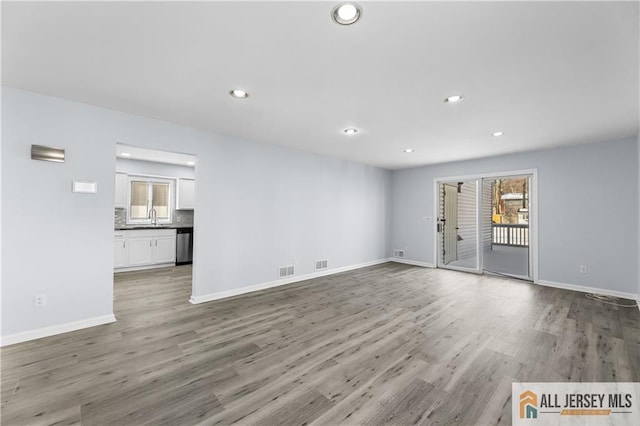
top-left (2, 1), bottom-right (638, 170)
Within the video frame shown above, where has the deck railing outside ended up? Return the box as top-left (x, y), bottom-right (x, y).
top-left (492, 224), bottom-right (529, 247)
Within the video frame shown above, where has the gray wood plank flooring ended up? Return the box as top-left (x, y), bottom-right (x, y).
top-left (2, 263), bottom-right (639, 425)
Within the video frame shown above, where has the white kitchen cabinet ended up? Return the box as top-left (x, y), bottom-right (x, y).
top-left (114, 234), bottom-right (128, 268)
top-left (115, 173), bottom-right (128, 208)
top-left (152, 235), bottom-right (177, 264)
top-left (176, 178), bottom-right (195, 210)
top-left (114, 229), bottom-right (176, 271)
top-left (127, 237), bottom-right (153, 266)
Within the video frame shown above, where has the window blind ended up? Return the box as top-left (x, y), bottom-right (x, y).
top-left (152, 182), bottom-right (170, 219)
top-left (130, 181), bottom-right (149, 219)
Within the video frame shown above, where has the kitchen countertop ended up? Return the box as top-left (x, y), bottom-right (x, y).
top-left (115, 225), bottom-right (193, 231)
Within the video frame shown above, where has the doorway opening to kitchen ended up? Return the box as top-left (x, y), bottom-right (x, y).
top-left (113, 144), bottom-right (196, 306)
top-left (435, 169), bottom-right (537, 281)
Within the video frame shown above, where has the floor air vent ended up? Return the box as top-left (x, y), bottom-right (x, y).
top-left (315, 259), bottom-right (328, 271)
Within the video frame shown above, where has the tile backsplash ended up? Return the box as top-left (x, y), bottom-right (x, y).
top-left (115, 208), bottom-right (194, 228)
top-left (114, 208), bottom-right (127, 228)
top-left (174, 210), bottom-right (194, 226)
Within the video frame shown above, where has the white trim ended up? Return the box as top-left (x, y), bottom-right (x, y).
top-left (476, 179), bottom-right (483, 276)
top-left (484, 270), bottom-right (532, 281)
top-left (637, 296), bottom-right (640, 314)
top-left (0, 314), bottom-right (116, 347)
top-left (529, 172), bottom-right (539, 282)
top-left (390, 258), bottom-right (435, 268)
top-left (434, 168), bottom-right (539, 183)
top-left (432, 178), bottom-right (440, 270)
top-left (126, 172), bottom-right (180, 181)
top-left (536, 279), bottom-right (638, 301)
top-left (190, 258), bottom-right (390, 304)
top-left (115, 262), bottom-right (175, 273)
top-left (443, 264), bottom-right (483, 275)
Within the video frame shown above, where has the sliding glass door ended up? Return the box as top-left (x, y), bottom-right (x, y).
top-left (436, 172), bottom-right (535, 280)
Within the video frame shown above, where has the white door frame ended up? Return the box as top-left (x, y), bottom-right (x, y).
top-left (114, 142), bottom-right (198, 306)
top-left (433, 168), bottom-right (539, 282)
top-left (442, 183), bottom-right (459, 265)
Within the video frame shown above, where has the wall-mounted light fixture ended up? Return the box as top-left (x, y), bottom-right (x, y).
top-left (31, 144), bottom-right (65, 163)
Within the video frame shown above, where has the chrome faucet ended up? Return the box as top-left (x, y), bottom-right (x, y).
top-left (148, 208), bottom-right (157, 226)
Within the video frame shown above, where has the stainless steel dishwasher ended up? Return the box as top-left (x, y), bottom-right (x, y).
top-left (176, 227), bottom-right (193, 265)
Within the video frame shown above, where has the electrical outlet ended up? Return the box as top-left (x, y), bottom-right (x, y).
top-left (579, 265), bottom-right (588, 274)
top-left (177, 216), bottom-right (182, 223)
top-left (35, 294), bottom-right (46, 307)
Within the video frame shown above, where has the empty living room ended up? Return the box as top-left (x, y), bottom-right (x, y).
top-left (1, 1), bottom-right (639, 425)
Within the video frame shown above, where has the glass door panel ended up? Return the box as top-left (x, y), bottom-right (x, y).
top-left (481, 176), bottom-right (531, 280)
top-left (437, 180), bottom-right (479, 272)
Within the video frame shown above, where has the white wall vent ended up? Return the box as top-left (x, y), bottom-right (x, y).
top-left (279, 265), bottom-right (295, 278)
top-left (393, 250), bottom-right (405, 258)
top-left (315, 259), bottom-right (328, 271)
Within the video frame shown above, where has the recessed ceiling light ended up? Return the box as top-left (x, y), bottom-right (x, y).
top-left (444, 95), bottom-right (464, 103)
top-left (229, 89), bottom-right (249, 99)
top-left (120, 152), bottom-right (131, 157)
top-left (187, 161), bottom-right (195, 166)
top-left (403, 148), bottom-right (414, 153)
top-left (332, 2), bottom-right (362, 25)
top-left (492, 131), bottom-right (504, 137)
top-left (343, 127), bottom-right (359, 135)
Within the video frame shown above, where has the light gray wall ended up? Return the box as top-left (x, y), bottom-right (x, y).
top-left (116, 158), bottom-right (195, 179)
top-left (390, 137), bottom-right (639, 294)
top-left (199, 135), bottom-right (391, 296)
top-left (1, 87), bottom-right (390, 338)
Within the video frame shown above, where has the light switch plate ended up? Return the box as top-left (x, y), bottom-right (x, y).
top-left (72, 180), bottom-right (97, 193)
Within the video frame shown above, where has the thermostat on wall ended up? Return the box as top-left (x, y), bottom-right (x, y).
top-left (72, 180), bottom-right (97, 193)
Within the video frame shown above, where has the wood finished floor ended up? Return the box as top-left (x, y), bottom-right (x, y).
top-left (2, 263), bottom-right (639, 425)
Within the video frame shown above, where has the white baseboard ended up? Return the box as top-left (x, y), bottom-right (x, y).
top-left (190, 258), bottom-right (390, 304)
top-left (0, 314), bottom-right (116, 347)
top-left (390, 258), bottom-right (435, 268)
top-left (536, 279), bottom-right (638, 301)
top-left (114, 262), bottom-right (175, 273)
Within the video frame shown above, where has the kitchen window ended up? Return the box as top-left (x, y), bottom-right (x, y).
top-left (127, 176), bottom-right (173, 224)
